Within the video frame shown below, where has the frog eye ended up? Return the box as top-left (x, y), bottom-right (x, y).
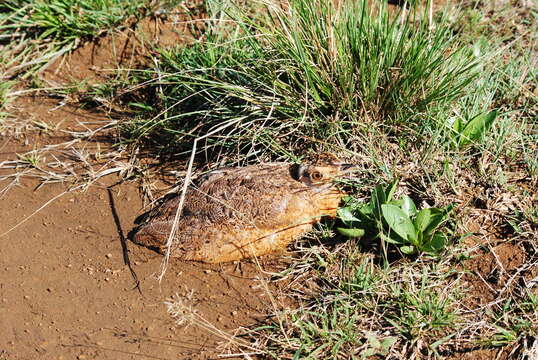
top-left (310, 170), bottom-right (323, 181)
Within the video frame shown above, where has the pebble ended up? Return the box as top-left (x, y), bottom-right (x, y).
top-left (105, 253), bottom-right (112, 259)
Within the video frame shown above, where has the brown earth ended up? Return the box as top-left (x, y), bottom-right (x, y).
top-left (0, 176), bottom-right (279, 360)
top-left (0, 9), bottom-right (284, 360)
top-left (0, 94), bottom-right (293, 359)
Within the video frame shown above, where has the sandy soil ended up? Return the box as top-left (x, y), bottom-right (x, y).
top-left (0, 11), bottom-right (280, 360)
top-left (0, 98), bottom-right (282, 360)
top-left (0, 177), bottom-right (279, 360)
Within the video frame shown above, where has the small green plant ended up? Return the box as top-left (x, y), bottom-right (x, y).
top-left (386, 277), bottom-right (458, 343)
top-left (0, 0), bottom-right (149, 45)
top-left (450, 110), bottom-right (499, 148)
top-left (17, 151), bottom-right (41, 167)
top-left (0, 0), bottom-right (151, 77)
top-left (337, 180), bottom-right (453, 255)
top-left (361, 334), bottom-right (397, 358)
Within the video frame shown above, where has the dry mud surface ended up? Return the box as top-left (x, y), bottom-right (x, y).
top-left (0, 176), bottom-right (271, 360)
top-left (0, 12), bottom-right (280, 360)
top-left (0, 101), bottom-right (280, 360)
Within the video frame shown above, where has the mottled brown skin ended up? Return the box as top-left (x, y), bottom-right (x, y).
top-left (132, 162), bottom-right (352, 263)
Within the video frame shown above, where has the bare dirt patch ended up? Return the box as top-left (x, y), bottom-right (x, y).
top-left (461, 241), bottom-right (527, 307)
top-left (0, 87), bottom-right (289, 359)
top-left (42, 3), bottom-right (206, 86)
top-left (0, 175), bottom-right (280, 360)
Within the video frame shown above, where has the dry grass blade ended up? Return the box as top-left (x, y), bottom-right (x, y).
top-left (157, 116), bottom-right (246, 282)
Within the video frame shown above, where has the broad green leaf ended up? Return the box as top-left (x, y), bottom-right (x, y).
top-left (337, 227), bottom-right (365, 238)
top-left (381, 204), bottom-right (417, 243)
top-left (459, 110), bottom-right (498, 146)
top-left (422, 232), bottom-right (447, 254)
top-left (452, 117), bottom-right (463, 133)
top-left (372, 179), bottom-right (399, 219)
top-left (423, 206), bottom-right (452, 235)
top-left (400, 245), bottom-right (416, 255)
top-left (389, 199), bottom-right (403, 206)
top-left (380, 232), bottom-right (405, 245)
top-left (414, 208), bottom-right (431, 233)
top-left (401, 195), bottom-right (417, 217)
top-left (384, 178), bottom-right (399, 202)
top-left (337, 207), bottom-right (360, 224)
top-left (425, 211), bottom-right (446, 235)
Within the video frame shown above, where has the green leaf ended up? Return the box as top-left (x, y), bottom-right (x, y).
top-left (422, 232), bottom-right (447, 254)
top-left (371, 185), bottom-right (387, 218)
top-left (380, 336), bottom-right (398, 352)
top-left (292, 344), bottom-right (305, 360)
top-left (381, 204), bottom-right (417, 243)
top-left (459, 110), bottom-right (498, 146)
top-left (384, 178), bottom-right (399, 202)
top-left (414, 208), bottom-right (431, 233)
top-left (359, 203), bottom-right (373, 216)
top-left (371, 179), bottom-right (399, 220)
top-left (400, 245), bottom-right (416, 254)
top-left (452, 117), bottom-right (463, 133)
top-left (337, 227), bottom-right (365, 238)
top-left (366, 334), bottom-right (381, 348)
top-left (361, 348), bottom-right (376, 358)
top-left (337, 207), bottom-right (360, 224)
top-left (401, 195), bottom-right (417, 217)
top-left (129, 102), bottom-right (154, 111)
top-left (423, 208), bottom-right (450, 235)
top-left (380, 232), bottom-right (405, 245)
top-left (341, 195), bottom-right (353, 204)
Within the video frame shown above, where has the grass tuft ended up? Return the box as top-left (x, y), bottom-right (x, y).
top-left (123, 0), bottom-right (487, 164)
top-left (0, 0), bottom-right (152, 78)
top-left (247, 249), bottom-right (462, 359)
